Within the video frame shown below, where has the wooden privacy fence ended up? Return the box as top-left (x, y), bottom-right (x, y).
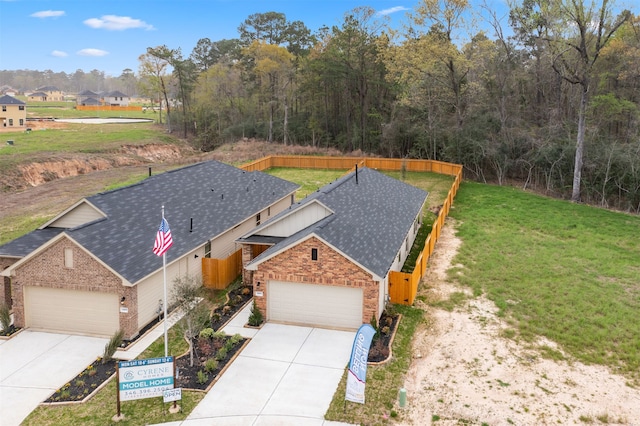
top-left (240, 155), bottom-right (463, 306)
top-left (202, 249), bottom-right (243, 289)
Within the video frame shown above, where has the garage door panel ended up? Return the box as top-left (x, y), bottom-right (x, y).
top-left (268, 281), bottom-right (362, 330)
top-left (25, 287), bottom-right (119, 337)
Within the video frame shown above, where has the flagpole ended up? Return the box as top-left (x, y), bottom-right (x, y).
top-left (162, 206), bottom-right (169, 358)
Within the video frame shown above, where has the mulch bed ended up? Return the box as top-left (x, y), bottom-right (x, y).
top-left (174, 333), bottom-right (247, 390)
top-left (0, 325), bottom-right (20, 337)
top-left (45, 358), bottom-right (116, 403)
top-left (368, 310), bottom-right (400, 363)
top-left (210, 285), bottom-right (253, 331)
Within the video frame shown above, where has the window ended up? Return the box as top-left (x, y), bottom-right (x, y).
top-left (267, 206), bottom-right (271, 216)
top-left (19, 119), bottom-right (24, 126)
top-left (256, 213), bottom-right (261, 226)
top-left (311, 248), bottom-right (318, 261)
top-left (2, 106), bottom-right (5, 112)
top-left (64, 248), bottom-right (74, 268)
top-left (19, 105), bottom-right (24, 110)
top-left (8, 119), bottom-right (13, 126)
top-left (204, 241), bottom-right (211, 258)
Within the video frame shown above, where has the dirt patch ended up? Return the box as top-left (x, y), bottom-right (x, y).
top-left (400, 221), bottom-right (640, 425)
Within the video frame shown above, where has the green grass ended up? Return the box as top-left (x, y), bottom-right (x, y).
top-left (0, 123), bottom-right (176, 168)
top-left (325, 305), bottom-right (424, 425)
top-left (264, 167), bottom-right (347, 200)
top-left (449, 182), bottom-right (640, 380)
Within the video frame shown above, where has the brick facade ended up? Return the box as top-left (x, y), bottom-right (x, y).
top-left (0, 257), bottom-right (17, 307)
top-left (11, 236), bottom-right (138, 339)
top-left (251, 237), bottom-right (380, 325)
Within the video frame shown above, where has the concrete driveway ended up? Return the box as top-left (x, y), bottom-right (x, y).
top-left (167, 304), bottom-right (357, 426)
top-left (0, 330), bottom-right (107, 426)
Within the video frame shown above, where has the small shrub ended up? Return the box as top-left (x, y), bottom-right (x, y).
top-left (0, 303), bottom-right (11, 333)
top-left (247, 301), bottom-right (263, 327)
top-left (381, 326), bottom-right (390, 335)
top-left (211, 312), bottom-right (221, 323)
top-left (204, 358), bottom-right (218, 372)
top-left (199, 328), bottom-right (215, 339)
top-left (197, 337), bottom-right (213, 357)
top-left (216, 346), bottom-right (228, 361)
top-left (87, 365), bottom-right (97, 377)
top-left (74, 379), bottom-right (85, 388)
top-left (213, 330), bottom-right (227, 340)
top-left (196, 370), bottom-right (208, 385)
top-left (59, 390), bottom-right (71, 399)
top-left (241, 287), bottom-right (251, 296)
top-left (223, 339), bottom-right (235, 352)
top-left (390, 410), bottom-right (398, 418)
top-left (230, 333), bottom-right (243, 345)
top-left (222, 305), bottom-right (232, 315)
top-left (234, 295), bottom-right (243, 305)
top-left (103, 329), bottom-right (124, 364)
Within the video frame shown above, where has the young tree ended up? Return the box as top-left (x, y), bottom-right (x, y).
top-left (171, 274), bottom-right (209, 367)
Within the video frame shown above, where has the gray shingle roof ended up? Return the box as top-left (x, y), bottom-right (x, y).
top-left (0, 95), bottom-right (26, 105)
top-left (0, 161), bottom-right (299, 283)
top-left (0, 228), bottom-right (64, 257)
top-left (248, 167), bottom-right (428, 278)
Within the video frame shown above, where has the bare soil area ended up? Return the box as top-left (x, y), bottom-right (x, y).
top-left (0, 139), bottom-right (352, 230)
top-left (400, 221), bottom-right (640, 425)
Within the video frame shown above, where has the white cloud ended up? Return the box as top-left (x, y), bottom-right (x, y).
top-left (83, 15), bottom-right (154, 31)
top-left (77, 48), bottom-right (109, 57)
top-left (51, 50), bottom-right (68, 57)
top-left (377, 6), bottom-right (410, 16)
top-left (31, 10), bottom-right (65, 18)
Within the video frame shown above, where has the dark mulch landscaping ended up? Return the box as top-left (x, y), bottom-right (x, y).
top-left (210, 285), bottom-right (253, 331)
top-left (45, 358), bottom-right (116, 403)
top-left (368, 310), bottom-right (400, 363)
top-left (175, 333), bottom-right (246, 390)
top-left (0, 325), bottom-right (20, 337)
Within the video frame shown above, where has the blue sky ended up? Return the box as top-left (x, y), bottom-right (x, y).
top-left (0, 0), bottom-right (509, 77)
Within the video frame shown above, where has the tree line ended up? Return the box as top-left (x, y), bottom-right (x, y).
top-left (2, 1), bottom-right (639, 212)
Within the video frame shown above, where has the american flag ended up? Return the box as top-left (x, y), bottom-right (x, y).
top-left (153, 218), bottom-right (173, 256)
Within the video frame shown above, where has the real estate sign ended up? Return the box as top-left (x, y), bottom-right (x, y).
top-left (345, 324), bottom-right (375, 404)
top-left (118, 356), bottom-right (174, 401)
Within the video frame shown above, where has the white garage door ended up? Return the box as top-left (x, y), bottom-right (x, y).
top-left (24, 286), bottom-right (119, 337)
top-left (268, 280), bottom-right (363, 330)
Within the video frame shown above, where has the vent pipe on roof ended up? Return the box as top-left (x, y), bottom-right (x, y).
top-left (355, 164), bottom-right (359, 184)
top-left (221, 193), bottom-right (224, 200)
top-left (190, 218), bottom-right (193, 233)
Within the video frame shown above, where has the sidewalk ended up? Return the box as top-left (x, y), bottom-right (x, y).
top-left (115, 308), bottom-right (185, 361)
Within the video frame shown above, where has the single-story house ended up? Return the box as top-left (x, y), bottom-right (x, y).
top-left (237, 167), bottom-right (428, 330)
top-left (0, 161), bottom-right (299, 339)
top-left (76, 90), bottom-right (100, 105)
top-left (0, 94), bottom-right (26, 128)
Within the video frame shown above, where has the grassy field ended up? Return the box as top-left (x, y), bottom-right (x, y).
top-left (448, 182), bottom-right (640, 380)
top-left (0, 123), bottom-right (178, 171)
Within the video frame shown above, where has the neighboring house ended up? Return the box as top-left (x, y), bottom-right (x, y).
top-left (0, 86), bottom-right (19, 96)
top-left (0, 161), bottom-right (299, 339)
top-left (103, 90), bottom-right (130, 106)
top-left (27, 92), bottom-right (48, 102)
top-left (0, 94), bottom-right (26, 128)
top-left (76, 90), bottom-right (100, 105)
top-left (32, 86), bottom-right (64, 101)
top-left (238, 167), bottom-right (428, 330)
